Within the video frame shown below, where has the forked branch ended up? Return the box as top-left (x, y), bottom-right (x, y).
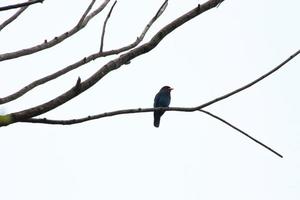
top-left (198, 110), bottom-right (283, 158)
top-left (77, 0), bottom-right (96, 26)
top-left (0, 0), bottom-right (43, 12)
top-left (0, 0), bottom-right (33, 31)
top-left (22, 108), bottom-right (284, 158)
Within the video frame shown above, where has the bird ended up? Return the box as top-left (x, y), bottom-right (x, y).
top-left (153, 86), bottom-right (173, 127)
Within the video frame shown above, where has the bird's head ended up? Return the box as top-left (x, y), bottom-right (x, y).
top-left (160, 86), bottom-right (173, 92)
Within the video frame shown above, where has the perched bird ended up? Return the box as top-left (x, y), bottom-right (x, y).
top-left (153, 86), bottom-right (173, 127)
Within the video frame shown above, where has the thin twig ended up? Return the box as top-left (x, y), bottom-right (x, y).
top-left (100, 1), bottom-right (117, 52)
top-left (155, 0), bottom-right (168, 18)
top-left (0, 0), bottom-right (110, 62)
top-left (198, 109), bottom-right (282, 158)
top-left (0, 0), bottom-right (168, 104)
top-left (196, 49), bottom-right (300, 110)
top-left (0, 0), bottom-right (43, 11)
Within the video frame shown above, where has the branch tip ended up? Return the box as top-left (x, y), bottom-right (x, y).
top-left (154, 0), bottom-right (168, 19)
top-left (199, 109), bottom-right (283, 158)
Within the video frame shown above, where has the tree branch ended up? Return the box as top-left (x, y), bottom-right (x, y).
top-left (0, 0), bottom-right (43, 12)
top-left (21, 108), bottom-right (283, 158)
top-left (194, 49), bottom-right (300, 110)
top-left (0, 0), bottom-right (31, 31)
top-left (198, 110), bottom-right (282, 158)
top-left (77, 0), bottom-right (96, 27)
top-left (0, 0), bottom-right (169, 104)
top-left (100, 1), bottom-right (117, 52)
top-left (0, 0), bottom-right (110, 62)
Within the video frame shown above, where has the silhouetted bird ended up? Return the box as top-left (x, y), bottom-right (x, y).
top-left (153, 86), bottom-right (173, 127)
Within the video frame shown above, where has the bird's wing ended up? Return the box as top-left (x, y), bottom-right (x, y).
top-left (154, 93), bottom-right (161, 107)
top-left (154, 92), bottom-right (171, 107)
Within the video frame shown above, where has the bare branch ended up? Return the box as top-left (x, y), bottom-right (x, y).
top-left (100, 0), bottom-right (169, 54)
top-left (100, 1), bottom-right (117, 52)
top-left (195, 49), bottom-right (300, 110)
top-left (0, 0), bottom-right (169, 104)
top-left (22, 108), bottom-right (283, 158)
top-left (0, 1), bottom-right (30, 31)
top-left (198, 110), bottom-right (283, 158)
top-left (0, 0), bottom-right (110, 62)
top-left (154, 0), bottom-right (168, 19)
top-left (0, 0), bottom-right (43, 12)
top-left (77, 0), bottom-right (96, 27)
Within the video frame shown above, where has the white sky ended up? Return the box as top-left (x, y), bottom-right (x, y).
top-left (0, 0), bottom-right (300, 199)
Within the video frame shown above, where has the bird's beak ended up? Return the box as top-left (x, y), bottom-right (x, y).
top-left (170, 87), bottom-right (174, 90)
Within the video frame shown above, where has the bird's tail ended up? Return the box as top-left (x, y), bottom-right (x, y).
top-left (154, 116), bottom-right (160, 128)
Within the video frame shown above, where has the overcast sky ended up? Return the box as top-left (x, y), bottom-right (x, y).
top-left (0, 0), bottom-right (300, 200)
